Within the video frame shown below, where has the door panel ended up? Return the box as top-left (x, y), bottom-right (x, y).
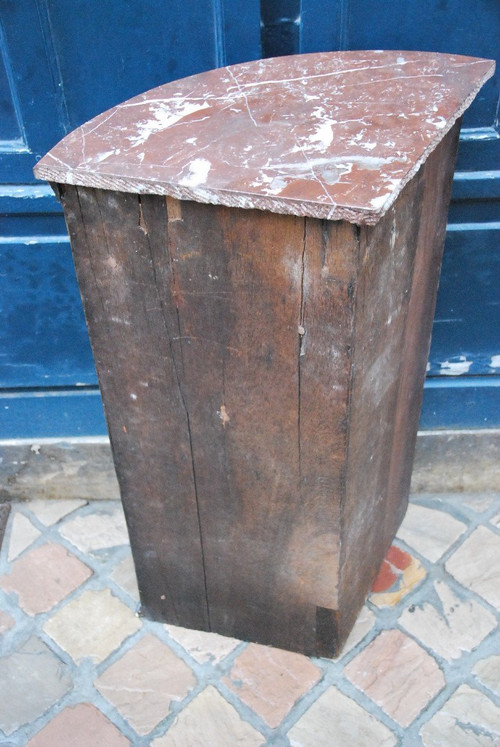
top-left (293, 0), bottom-right (500, 427)
top-left (0, 0), bottom-right (261, 437)
top-left (1, 0), bottom-right (499, 436)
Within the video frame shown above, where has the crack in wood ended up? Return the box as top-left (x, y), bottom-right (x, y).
top-left (142, 194), bottom-right (211, 629)
top-left (298, 218), bottom-right (307, 481)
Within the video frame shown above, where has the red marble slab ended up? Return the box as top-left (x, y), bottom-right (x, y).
top-left (34, 51), bottom-right (494, 225)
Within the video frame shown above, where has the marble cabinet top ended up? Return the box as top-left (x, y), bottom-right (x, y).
top-left (34, 51), bottom-right (494, 225)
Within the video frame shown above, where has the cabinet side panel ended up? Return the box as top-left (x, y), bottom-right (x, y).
top-left (338, 122), bottom-right (461, 645)
top-left (385, 121), bottom-right (462, 532)
top-left (338, 172), bottom-right (425, 642)
top-left (59, 186), bottom-right (209, 628)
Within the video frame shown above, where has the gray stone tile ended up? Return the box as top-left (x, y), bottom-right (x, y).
top-left (445, 526), bottom-right (500, 608)
top-left (397, 503), bottom-right (466, 562)
top-left (0, 636), bottom-right (72, 736)
top-left (110, 554), bottom-right (139, 602)
top-left (59, 505), bottom-right (129, 553)
top-left (26, 499), bottom-right (87, 526)
top-left (7, 511), bottom-right (41, 562)
top-left (420, 684), bottom-right (500, 746)
top-left (288, 686), bottom-right (396, 747)
top-left (398, 580), bottom-right (497, 661)
top-left (473, 655), bottom-right (500, 698)
top-left (43, 588), bottom-right (141, 663)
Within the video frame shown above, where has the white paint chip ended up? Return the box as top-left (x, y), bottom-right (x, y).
top-left (440, 356), bottom-right (472, 375)
top-left (179, 158), bottom-right (212, 187)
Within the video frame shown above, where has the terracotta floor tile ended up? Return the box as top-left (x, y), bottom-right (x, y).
top-left (27, 703), bottom-right (130, 746)
top-left (43, 588), bottom-right (141, 663)
top-left (223, 643), bottom-right (322, 728)
top-left (110, 553), bottom-right (139, 601)
top-left (420, 684), bottom-right (500, 746)
top-left (0, 636), bottom-right (72, 736)
top-left (0, 542), bottom-right (92, 615)
top-left (95, 633), bottom-right (196, 735)
top-left (288, 685), bottom-right (396, 747)
top-left (397, 504), bottom-right (466, 561)
top-left (445, 525), bottom-right (500, 608)
top-left (473, 655), bottom-right (500, 698)
top-left (151, 685), bottom-right (264, 746)
top-left (26, 498), bottom-right (86, 526)
top-left (6, 511), bottom-right (41, 561)
top-left (344, 629), bottom-right (445, 727)
top-left (59, 505), bottom-right (129, 553)
top-left (398, 580), bottom-right (496, 661)
top-left (166, 624), bottom-right (240, 664)
top-left (370, 547), bottom-right (426, 608)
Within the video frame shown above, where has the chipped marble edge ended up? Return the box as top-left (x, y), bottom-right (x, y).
top-left (35, 167), bottom-right (382, 225)
top-left (33, 61), bottom-right (495, 227)
top-left (376, 61), bottom-right (495, 218)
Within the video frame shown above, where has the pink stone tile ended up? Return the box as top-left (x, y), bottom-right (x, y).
top-left (152, 685), bottom-right (264, 746)
top-left (27, 703), bottom-right (130, 746)
top-left (223, 643), bottom-right (322, 728)
top-left (397, 504), bottom-right (466, 562)
top-left (344, 629), bottom-right (445, 727)
top-left (0, 542), bottom-right (92, 615)
top-left (95, 633), bottom-right (197, 735)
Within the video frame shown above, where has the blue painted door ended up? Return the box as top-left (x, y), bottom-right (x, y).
top-left (263, 0), bottom-right (500, 429)
top-left (1, 1), bottom-right (499, 437)
top-left (0, 0), bottom-right (261, 437)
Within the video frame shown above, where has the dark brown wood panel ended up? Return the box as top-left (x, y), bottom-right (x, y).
top-left (337, 171), bottom-right (426, 646)
top-left (156, 201), bottom-right (355, 652)
top-left (384, 121), bottom-right (462, 537)
top-left (59, 185), bottom-right (209, 628)
top-left (336, 124), bottom-right (461, 646)
top-left (298, 220), bottom-right (358, 605)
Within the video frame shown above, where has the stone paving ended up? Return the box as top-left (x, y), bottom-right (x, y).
top-left (0, 493), bottom-right (499, 745)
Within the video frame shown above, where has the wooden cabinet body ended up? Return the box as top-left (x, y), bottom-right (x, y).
top-left (35, 51), bottom-right (494, 655)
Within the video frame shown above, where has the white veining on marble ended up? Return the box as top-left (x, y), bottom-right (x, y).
top-left (34, 51), bottom-right (495, 225)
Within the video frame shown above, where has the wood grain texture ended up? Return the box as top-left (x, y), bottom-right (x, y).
top-left (336, 123), bottom-right (462, 647)
top-left (59, 187), bottom-right (363, 654)
top-left (59, 185), bottom-right (209, 628)
top-left (56, 125), bottom-right (459, 655)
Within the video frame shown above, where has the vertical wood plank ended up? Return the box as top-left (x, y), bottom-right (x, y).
top-left (338, 171), bottom-right (426, 646)
top-left (60, 185), bottom-right (209, 628)
top-left (337, 124), bottom-right (462, 646)
top-left (298, 219), bottom-right (358, 654)
top-left (384, 121), bottom-right (462, 534)
top-left (160, 202), bottom-right (313, 650)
